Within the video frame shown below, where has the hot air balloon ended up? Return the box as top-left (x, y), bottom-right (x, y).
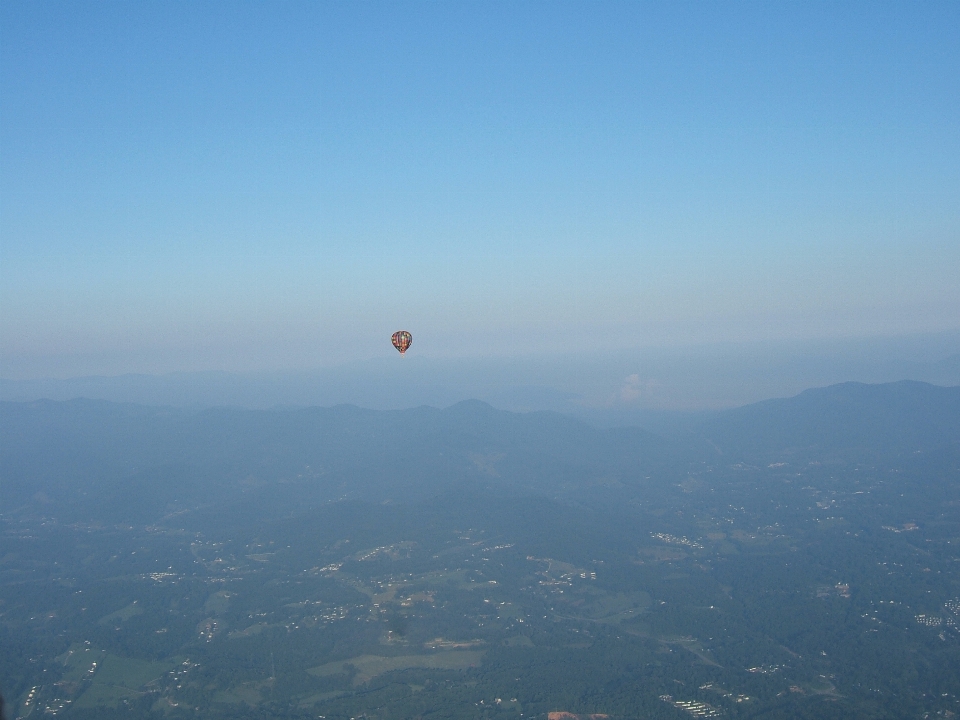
top-left (391, 330), bottom-right (412, 355)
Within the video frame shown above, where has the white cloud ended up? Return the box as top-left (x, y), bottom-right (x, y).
top-left (620, 373), bottom-right (641, 403)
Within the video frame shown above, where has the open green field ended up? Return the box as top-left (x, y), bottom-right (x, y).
top-left (97, 601), bottom-right (143, 626)
top-left (73, 653), bottom-right (175, 709)
top-left (308, 651), bottom-right (484, 686)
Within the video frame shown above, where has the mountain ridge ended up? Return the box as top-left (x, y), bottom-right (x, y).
top-left (698, 380), bottom-right (960, 461)
top-left (2, 381), bottom-right (957, 524)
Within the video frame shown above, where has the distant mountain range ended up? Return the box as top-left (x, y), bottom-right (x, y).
top-left (699, 380), bottom-right (960, 461)
top-left (2, 345), bottom-right (958, 421)
top-left (2, 381), bottom-right (957, 524)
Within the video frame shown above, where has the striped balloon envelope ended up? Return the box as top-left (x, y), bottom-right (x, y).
top-left (391, 330), bottom-right (412, 355)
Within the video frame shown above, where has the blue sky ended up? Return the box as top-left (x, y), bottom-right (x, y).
top-left (2, 1), bottom-right (958, 391)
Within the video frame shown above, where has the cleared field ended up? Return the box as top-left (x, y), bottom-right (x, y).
top-left (307, 650), bottom-right (484, 686)
top-left (213, 682), bottom-right (264, 706)
top-left (584, 591), bottom-right (652, 623)
top-left (56, 645), bottom-right (108, 682)
top-left (72, 681), bottom-right (142, 709)
top-left (73, 653), bottom-right (174, 708)
top-left (97, 601), bottom-right (143, 626)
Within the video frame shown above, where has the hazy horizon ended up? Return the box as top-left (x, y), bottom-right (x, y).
top-left (3, 2), bottom-right (959, 390)
top-left (3, 331), bottom-right (958, 419)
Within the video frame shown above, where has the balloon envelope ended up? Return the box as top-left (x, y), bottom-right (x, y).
top-left (391, 330), bottom-right (412, 355)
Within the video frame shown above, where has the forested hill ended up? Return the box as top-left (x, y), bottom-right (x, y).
top-left (2, 381), bottom-right (957, 525)
top-left (697, 380), bottom-right (960, 461)
top-left (0, 397), bottom-right (672, 521)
